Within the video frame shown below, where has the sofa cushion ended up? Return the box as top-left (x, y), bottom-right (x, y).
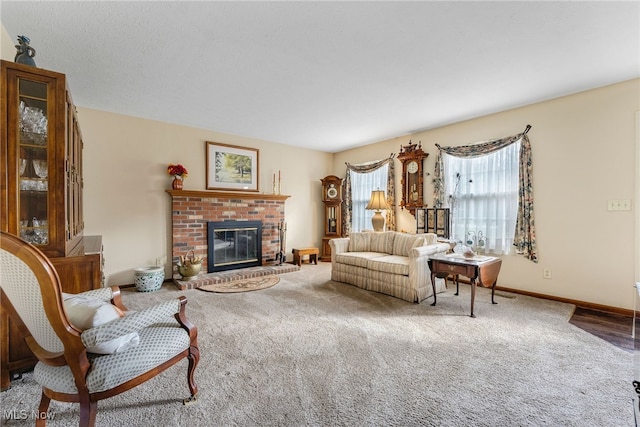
top-left (367, 255), bottom-right (410, 276)
top-left (335, 252), bottom-right (386, 268)
top-left (348, 232), bottom-right (371, 252)
top-left (392, 234), bottom-right (426, 257)
top-left (369, 231), bottom-right (395, 254)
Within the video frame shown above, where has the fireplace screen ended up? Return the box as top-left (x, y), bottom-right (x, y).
top-left (207, 221), bottom-right (262, 272)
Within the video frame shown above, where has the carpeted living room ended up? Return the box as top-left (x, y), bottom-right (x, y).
top-left (0, 2), bottom-right (638, 426)
top-left (1, 263), bottom-right (633, 426)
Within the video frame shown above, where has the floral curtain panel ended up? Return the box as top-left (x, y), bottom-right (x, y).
top-left (433, 130), bottom-right (537, 263)
top-left (343, 156), bottom-right (396, 236)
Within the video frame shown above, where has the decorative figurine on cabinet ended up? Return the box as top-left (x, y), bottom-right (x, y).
top-left (14, 35), bottom-right (36, 67)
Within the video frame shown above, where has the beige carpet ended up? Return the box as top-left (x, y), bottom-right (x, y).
top-left (198, 275), bottom-right (280, 293)
top-left (0, 263), bottom-right (633, 426)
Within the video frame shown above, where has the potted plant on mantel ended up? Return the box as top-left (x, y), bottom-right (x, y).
top-left (167, 163), bottom-right (188, 190)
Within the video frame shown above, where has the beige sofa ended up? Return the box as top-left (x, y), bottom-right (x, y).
top-left (329, 231), bottom-right (450, 303)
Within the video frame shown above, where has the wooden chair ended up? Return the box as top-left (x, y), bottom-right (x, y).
top-left (0, 231), bottom-right (199, 426)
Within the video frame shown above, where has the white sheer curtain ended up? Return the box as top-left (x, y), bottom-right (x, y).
top-left (350, 164), bottom-right (389, 232)
top-left (443, 140), bottom-right (520, 254)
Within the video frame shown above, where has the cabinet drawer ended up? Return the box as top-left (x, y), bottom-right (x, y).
top-left (444, 263), bottom-right (469, 276)
top-left (433, 261), bottom-right (472, 277)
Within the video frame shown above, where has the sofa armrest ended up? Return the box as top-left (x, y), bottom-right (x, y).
top-left (408, 243), bottom-right (447, 272)
top-left (329, 238), bottom-right (350, 263)
top-left (329, 238), bottom-right (350, 254)
top-left (411, 243), bottom-right (450, 258)
top-left (407, 243), bottom-right (449, 294)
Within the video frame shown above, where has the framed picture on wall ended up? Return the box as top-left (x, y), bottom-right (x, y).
top-left (206, 141), bottom-right (259, 192)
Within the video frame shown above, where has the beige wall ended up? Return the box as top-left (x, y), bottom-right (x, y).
top-left (333, 79), bottom-right (640, 310)
top-left (78, 109), bottom-right (332, 284)
top-left (1, 23), bottom-right (14, 60)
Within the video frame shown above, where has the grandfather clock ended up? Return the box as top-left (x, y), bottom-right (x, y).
top-left (320, 175), bottom-right (343, 261)
top-left (398, 140), bottom-right (428, 216)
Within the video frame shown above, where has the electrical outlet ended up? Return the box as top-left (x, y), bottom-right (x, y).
top-left (607, 199), bottom-right (632, 211)
top-left (543, 269), bottom-right (552, 279)
top-left (155, 256), bottom-right (167, 266)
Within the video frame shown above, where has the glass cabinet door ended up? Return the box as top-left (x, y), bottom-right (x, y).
top-left (3, 60), bottom-right (83, 257)
top-left (324, 203), bottom-right (341, 236)
top-left (18, 77), bottom-right (49, 246)
top-left (326, 205), bottom-right (337, 235)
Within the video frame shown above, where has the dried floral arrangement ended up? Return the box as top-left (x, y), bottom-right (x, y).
top-left (167, 164), bottom-right (188, 177)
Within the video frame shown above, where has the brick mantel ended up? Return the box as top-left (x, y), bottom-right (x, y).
top-left (166, 190), bottom-right (290, 273)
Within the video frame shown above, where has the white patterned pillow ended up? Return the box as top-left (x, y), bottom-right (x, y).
top-left (369, 231), bottom-right (395, 254)
top-left (62, 293), bottom-right (139, 354)
top-left (393, 234), bottom-right (426, 256)
top-left (348, 232), bottom-right (371, 252)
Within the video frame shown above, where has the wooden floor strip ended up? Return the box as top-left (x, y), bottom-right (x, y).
top-left (569, 307), bottom-right (633, 352)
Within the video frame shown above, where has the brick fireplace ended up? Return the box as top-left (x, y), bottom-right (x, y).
top-left (166, 190), bottom-right (289, 274)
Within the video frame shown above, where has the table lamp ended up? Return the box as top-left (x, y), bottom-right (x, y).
top-left (366, 190), bottom-right (391, 231)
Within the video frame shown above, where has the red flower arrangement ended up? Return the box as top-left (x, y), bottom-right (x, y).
top-left (167, 164), bottom-right (188, 178)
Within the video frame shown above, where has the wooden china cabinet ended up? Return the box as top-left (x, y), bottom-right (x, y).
top-left (0, 60), bottom-right (103, 390)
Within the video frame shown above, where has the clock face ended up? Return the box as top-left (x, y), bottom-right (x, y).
top-left (327, 187), bottom-right (338, 199)
top-left (407, 160), bottom-right (419, 174)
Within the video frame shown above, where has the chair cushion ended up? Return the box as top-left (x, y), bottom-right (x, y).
top-left (62, 293), bottom-right (140, 354)
top-left (34, 320), bottom-right (190, 394)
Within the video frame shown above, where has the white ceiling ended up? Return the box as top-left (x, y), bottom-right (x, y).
top-left (1, 1), bottom-right (638, 153)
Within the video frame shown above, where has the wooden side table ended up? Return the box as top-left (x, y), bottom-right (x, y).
top-left (292, 247), bottom-right (319, 266)
top-left (428, 254), bottom-right (502, 317)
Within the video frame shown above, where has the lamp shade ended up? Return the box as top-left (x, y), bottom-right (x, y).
top-left (366, 190), bottom-right (391, 211)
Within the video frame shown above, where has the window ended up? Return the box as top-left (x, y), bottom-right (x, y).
top-left (442, 140), bottom-right (521, 254)
top-left (350, 164), bottom-right (389, 232)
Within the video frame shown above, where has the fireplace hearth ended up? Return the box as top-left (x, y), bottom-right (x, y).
top-left (207, 221), bottom-right (262, 272)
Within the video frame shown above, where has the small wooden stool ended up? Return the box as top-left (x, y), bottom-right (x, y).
top-left (292, 247), bottom-right (319, 266)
